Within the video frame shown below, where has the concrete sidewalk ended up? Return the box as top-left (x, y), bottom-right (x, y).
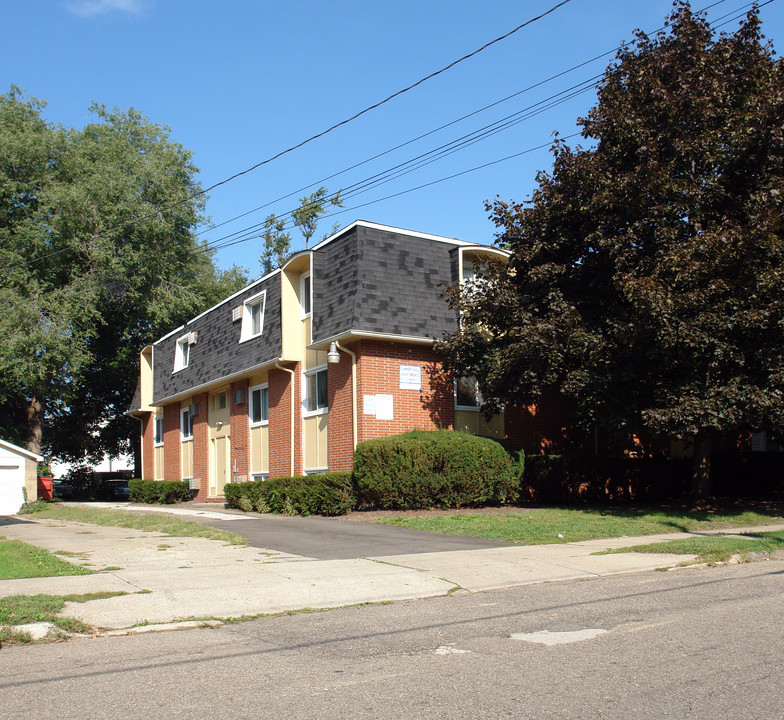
top-left (2, 510), bottom-right (783, 633)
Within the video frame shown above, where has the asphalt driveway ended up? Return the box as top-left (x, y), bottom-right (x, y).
top-left (184, 509), bottom-right (514, 560)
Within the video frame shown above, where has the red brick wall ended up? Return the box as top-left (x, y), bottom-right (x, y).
top-left (140, 413), bottom-right (155, 480)
top-left (230, 380), bottom-right (250, 481)
top-left (162, 403), bottom-right (181, 481)
top-left (504, 387), bottom-right (573, 454)
top-left (327, 348), bottom-right (355, 471)
top-left (191, 392), bottom-right (209, 500)
top-left (268, 364), bottom-right (302, 477)
top-left (355, 340), bottom-right (455, 442)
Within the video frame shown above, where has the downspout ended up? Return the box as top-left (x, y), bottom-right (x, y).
top-left (335, 341), bottom-right (358, 450)
top-left (275, 362), bottom-right (296, 476)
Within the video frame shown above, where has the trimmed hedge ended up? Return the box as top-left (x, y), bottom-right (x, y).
top-left (353, 430), bottom-right (520, 510)
top-left (129, 479), bottom-right (192, 504)
top-left (224, 472), bottom-right (356, 516)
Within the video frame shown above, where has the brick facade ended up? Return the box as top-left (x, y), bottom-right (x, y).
top-left (268, 364), bottom-right (301, 477)
top-left (230, 379), bottom-right (250, 482)
top-left (162, 403), bottom-right (180, 481)
top-left (327, 346), bottom-right (355, 472)
top-left (356, 339), bottom-right (455, 443)
top-left (190, 392), bottom-right (208, 500)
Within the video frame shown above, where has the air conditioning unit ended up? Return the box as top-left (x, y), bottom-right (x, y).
top-left (232, 306), bottom-right (242, 322)
top-left (188, 402), bottom-right (200, 416)
top-left (232, 389), bottom-right (246, 405)
top-left (187, 331), bottom-right (198, 345)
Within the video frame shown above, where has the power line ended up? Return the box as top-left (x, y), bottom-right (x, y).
top-left (1, 1), bottom-right (575, 275)
top-left (196, 0), bottom-right (746, 241)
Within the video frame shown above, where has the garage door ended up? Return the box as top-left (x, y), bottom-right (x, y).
top-left (0, 464), bottom-right (24, 515)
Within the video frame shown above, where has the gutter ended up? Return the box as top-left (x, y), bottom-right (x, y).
top-left (335, 341), bottom-right (358, 451)
top-left (275, 361), bottom-right (296, 476)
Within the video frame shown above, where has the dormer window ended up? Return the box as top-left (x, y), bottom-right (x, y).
top-left (173, 335), bottom-right (190, 372)
top-left (240, 290), bottom-right (266, 342)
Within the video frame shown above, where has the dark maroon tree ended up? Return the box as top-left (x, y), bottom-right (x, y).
top-left (439, 3), bottom-right (784, 497)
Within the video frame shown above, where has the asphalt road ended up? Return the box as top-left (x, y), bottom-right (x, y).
top-left (190, 511), bottom-right (514, 559)
top-left (2, 559), bottom-right (782, 719)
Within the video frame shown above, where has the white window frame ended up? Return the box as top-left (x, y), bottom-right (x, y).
top-left (239, 290), bottom-right (267, 342)
top-left (154, 416), bottom-right (165, 446)
top-left (249, 383), bottom-right (269, 427)
top-left (173, 334), bottom-right (190, 372)
top-left (180, 407), bottom-right (193, 441)
top-left (302, 365), bottom-right (328, 416)
top-left (251, 472), bottom-right (269, 482)
top-left (300, 272), bottom-right (312, 318)
top-left (304, 467), bottom-right (328, 476)
top-left (455, 376), bottom-right (482, 411)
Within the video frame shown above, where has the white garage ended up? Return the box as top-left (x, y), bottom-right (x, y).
top-left (0, 439), bottom-right (41, 515)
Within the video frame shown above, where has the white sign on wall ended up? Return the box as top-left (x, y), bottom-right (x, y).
top-left (375, 394), bottom-right (394, 420)
top-left (363, 395), bottom-right (376, 415)
top-left (399, 364), bottom-right (422, 390)
top-left (363, 394), bottom-right (394, 420)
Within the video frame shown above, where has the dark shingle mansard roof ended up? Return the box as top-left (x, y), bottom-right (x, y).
top-left (148, 222), bottom-right (496, 405)
top-left (312, 224), bottom-right (461, 343)
top-left (152, 274), bottom-right (282, 404)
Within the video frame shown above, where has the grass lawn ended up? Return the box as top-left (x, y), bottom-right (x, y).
top-left (599, 530), bottom-right (784, 564)
top-left (374, 507), bottom-right (784, 545)
top-left (0, 538), bottom-right (94, 580)
top-left (26, 504), bottom-right (247, 545)
top-left (0, 591), bottom-right (127, 645)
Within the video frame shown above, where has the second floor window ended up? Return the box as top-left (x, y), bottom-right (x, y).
top-left (154, 416), bottom-right (164, 445)
top-left (240, 290), bottom-right (266, 342)
top-left (173, 335), bottom-right (190, 372)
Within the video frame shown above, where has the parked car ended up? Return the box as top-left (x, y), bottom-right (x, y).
top-left (102, 479), bottom-right (131, 501)
top-left (52, 479), bottom-right (73, 500)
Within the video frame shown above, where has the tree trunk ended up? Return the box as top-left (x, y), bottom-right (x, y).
top-left (26, 391), bottom-right (44, 457)
top-left (690, 433), bottom-right (712, 500)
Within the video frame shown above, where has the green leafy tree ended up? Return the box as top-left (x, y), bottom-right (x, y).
top-left (259, 187), bottom-right (343, 274)
top-left (291, 186), bottom-right (343, 249)
top-left (438, 4), bottom-right (784, 498)
top-left (259, 214), bottom-right (292, 275)
top-left (0, 88), bottom-right (246, 464)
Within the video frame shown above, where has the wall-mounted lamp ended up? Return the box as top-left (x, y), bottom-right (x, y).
top-left (327, 342), bottom-right (340, 364)
top-left (216, 420), bottom-right (223, 428)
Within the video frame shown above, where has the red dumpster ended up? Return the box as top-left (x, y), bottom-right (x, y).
top-left (37, 476), bottom-right (53, 501)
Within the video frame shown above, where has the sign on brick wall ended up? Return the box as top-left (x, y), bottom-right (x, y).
top-left (399, 364), bottom-right (422, 390)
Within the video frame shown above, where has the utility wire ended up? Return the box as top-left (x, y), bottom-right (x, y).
top-left (1, 0), bottom-right (575, 274)
top-left (196, 0), bottom-right (744, 239)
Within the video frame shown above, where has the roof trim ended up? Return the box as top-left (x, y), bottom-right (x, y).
top-left (0, 439), bottom-right (43, 462)
top-left (311, 220), bottom-right (473, 252)
top-left (310, 329), bottom-right (439, 349)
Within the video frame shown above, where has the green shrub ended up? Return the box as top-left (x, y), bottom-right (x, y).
top-left (129, 479), bottom-right (192, 504)
top-left (353, 430), bottom-right (518, 510)
top-left (224, 473), bottom-right (356, 516)
top-left (224, 480), bottom-right (262, 510)
top-left (521, 455), bottom-right (692, 503)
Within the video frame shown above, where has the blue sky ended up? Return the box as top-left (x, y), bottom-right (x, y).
top-left (4, 0), bottom-right (783, 276)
